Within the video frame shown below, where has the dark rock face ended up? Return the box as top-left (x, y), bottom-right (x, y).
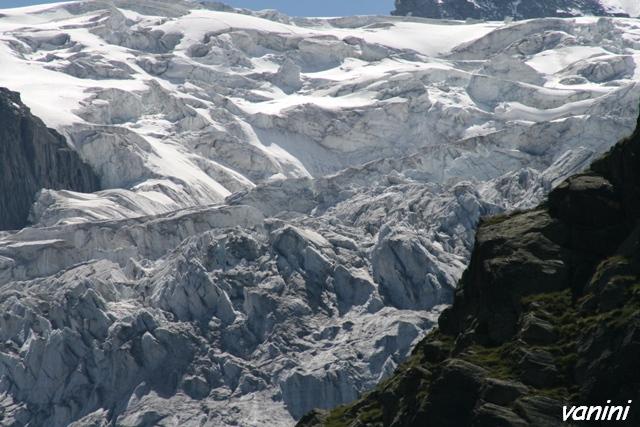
top-left (0, 88), bottom-right (99, 230)
top-left (299, 111), bottom-right (640, 426)
top-left (392, 0), bottom-right (629, 20)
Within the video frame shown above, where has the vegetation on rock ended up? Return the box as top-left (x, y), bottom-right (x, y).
top-left (299, 112), bottom-right (640, 426)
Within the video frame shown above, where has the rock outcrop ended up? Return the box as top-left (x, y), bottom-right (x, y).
top-left (392, 0), bottom-right (631, 20)
top-left (300, 110), bottom-right (640, 425)
top-left (0, 88), bottom-right (99, 230)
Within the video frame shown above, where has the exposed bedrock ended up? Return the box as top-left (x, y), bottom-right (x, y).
top-left (0, 88), bottom-right (99, 230)
top-left (392, 0), bottom-right (630, 20)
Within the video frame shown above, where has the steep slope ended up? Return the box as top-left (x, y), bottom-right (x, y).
top-left (299, 110), bottom-right (640, 426)
top-left (392, 0), bottom-right (634, 20)
top-left (0, 88), bottom-right (99, 230)
top-left (0, 1), bottom-right (640, 426)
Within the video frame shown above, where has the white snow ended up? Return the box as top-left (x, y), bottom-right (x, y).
top-left (601, 0), bottom-right (640, 17)
top-left (0, 1), bottom-right (640, 426)
top-left (333, 20), bottom-right (502, 56)
top-left (526, 46), bottom-right (609, 74)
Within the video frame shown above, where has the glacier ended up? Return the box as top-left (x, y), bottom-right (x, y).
top-left (0, 1), bottom-right (640, 426)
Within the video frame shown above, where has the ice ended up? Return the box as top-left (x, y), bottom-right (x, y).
top-left (0, 1), bottom-right (640, 426)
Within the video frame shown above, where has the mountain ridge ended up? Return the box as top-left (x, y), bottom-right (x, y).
top-left (392, 0), bottom-right (636, 20)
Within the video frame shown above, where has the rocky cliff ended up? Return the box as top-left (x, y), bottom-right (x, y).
top-left (392, 0), bottom-right (630, 20)
top-left (2, 2), bottom-right (640, 425)
top-left (0, 88), bottom-right (99, 230)
top-left (299, 110), bottom-right (640, 426)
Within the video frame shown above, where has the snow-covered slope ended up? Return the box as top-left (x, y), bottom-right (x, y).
top-left (602, 0), bottom-right (640, 17)
top-left (0, 1), bottom-right (640, 426)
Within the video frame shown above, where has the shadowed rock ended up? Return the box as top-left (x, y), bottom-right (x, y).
top-left (0, 88), bottom-right (99, 230)
top-left (392, 0), bottom-right (630, 20)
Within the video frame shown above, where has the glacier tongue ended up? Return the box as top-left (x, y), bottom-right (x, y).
top-left (1, 1), bottom-right (640, 426)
